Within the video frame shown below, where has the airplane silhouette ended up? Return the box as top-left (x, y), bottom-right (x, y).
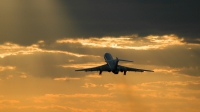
top-left (75, 52), bottom-right (153, 75)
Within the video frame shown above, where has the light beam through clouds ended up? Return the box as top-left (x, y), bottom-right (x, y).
top-left (0, 42), bottom-right (100, 58)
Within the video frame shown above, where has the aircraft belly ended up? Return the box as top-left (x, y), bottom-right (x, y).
top-left (112, 70), bottom-right (119, 74)
top-left (107, 61), bottom-right (114, 71)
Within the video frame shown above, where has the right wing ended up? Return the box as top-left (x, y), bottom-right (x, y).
top-left (118, 65), bottom-right (154, 72)
top-left (75, 64), bottom-right (111, 72)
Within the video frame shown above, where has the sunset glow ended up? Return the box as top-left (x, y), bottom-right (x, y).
top-left (0, 0), bottom-right (200, 112)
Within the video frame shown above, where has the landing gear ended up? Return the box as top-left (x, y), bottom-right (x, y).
top-left (99, 71), bottom-right (102, 75)
top-left (123, 71), bottom-right (127, 75)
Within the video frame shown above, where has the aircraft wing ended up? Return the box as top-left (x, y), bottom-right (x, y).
top-left (118, 65), bottom-right (154, 72)
top-left (75, 64), bottom-right (111, 72)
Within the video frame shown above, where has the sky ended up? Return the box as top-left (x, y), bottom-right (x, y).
top-left (0, 0), bottom-right (200, 112)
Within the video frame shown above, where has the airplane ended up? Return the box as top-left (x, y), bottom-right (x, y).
top-left (75, 52), bottom-right (154, 75)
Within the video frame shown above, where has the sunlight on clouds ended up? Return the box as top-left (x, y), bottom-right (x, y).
top-left (154, 68), bottom-right (181, 74)
top-left (61, 62), bottom-right (105, 68)
top-left (0, 66), bottom-right (15, 71)
top-left (57, 34), bottom-right (186, 50)
top-left (0, 43), bottom-right (38, 58)
top-left (82, 83), bottom-right (97, 88)
top-left (104, 83), bottom-right (116, 90)
top-left (0, 43), bottom-right (42, 58)
top-left (140, 81), bottom-right (192, 87)
top-left (145, 35), bottom-right (184, 45)
top-left (0, 43), bottom-right (100, 58)
top-left (20, 75), bottom-right (27, 79)
top-left (140, 92), bottom-right (197, 100)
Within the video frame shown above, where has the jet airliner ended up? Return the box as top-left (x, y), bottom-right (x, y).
top-left (75, 53), bottom-right (153, 75)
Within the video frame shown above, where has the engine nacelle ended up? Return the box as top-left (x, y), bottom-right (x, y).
top-left (117, 66), bottom-right (124, 72)
top-left (112, 70), bottom-right (119, 74)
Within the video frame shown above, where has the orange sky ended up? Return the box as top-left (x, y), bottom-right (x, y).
top-left (0, 35), bottom-right (200, 112)
top-left (0, 1), bottom-right (200, 112)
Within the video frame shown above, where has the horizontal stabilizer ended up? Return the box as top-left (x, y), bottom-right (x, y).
top-left (118, 58), bottom-right (133, 62)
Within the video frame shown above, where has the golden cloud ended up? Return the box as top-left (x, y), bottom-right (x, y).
top-left (82, 83), bottom-right (97, 88)
top-left (20, 75), bottom-right (27, 79)
top-left (56, 34), bottom-right (186, 50)
top-left (139, 81), bottom-right (199, 87)
top-left (153, 68), bottom-right (181, 74)
top-left (0, 66), bottom-right (15, 71)
top-left (61, 62), bottom-right (105, 68)
top-left (0, 43), bottom-right (100, 58)
top-left (104, 83), bottom-right (116, 90)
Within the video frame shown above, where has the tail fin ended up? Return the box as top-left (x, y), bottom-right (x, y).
top-left (116, 57), bottom-right (133, 62)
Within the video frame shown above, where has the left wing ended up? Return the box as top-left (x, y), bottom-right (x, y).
top-left (75, 64), bottom-right (111, 72)
top-left (118, 65), bottom-right (154, 72)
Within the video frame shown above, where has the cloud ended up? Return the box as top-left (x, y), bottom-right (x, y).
top-left (62, 1), bottom-right (200, 41)
top-left (179, 67), bottom-right (200, 76)
top-left (0, 1), bottom-right (199, 46)
top-left (0, 43), bottom-right (100, 58)
top-left (61, 62), bottom-right (105, 68)
top-left (154, 68), bottom-right (180, 74)
top-left (0, 66), bottom-right (15, 71)
top-left (0, 34), bottom-right (199, 79)
top-left (85, 74), bottom-right (102, 78)
top-left (57, 34), bottom-right (185, 50)
top-left (104, 83), bottom-right (116, 90)
top-left (140, 81), bottom-right (200, 87)
top-left (20, 74), bottom-right (27, 79)
top-left (82, 83), bottom-right (97, 88)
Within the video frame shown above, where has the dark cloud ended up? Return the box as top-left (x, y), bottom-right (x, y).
top-left (0, 0), bottom-right (200, 45)
top-left (179, 67), bottom-right (200, 76)
top-left (63, 0), bottom-right (200, 39)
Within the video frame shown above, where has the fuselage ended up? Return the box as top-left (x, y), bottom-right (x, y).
top-left (104, 53), bottom-right (119, 74)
